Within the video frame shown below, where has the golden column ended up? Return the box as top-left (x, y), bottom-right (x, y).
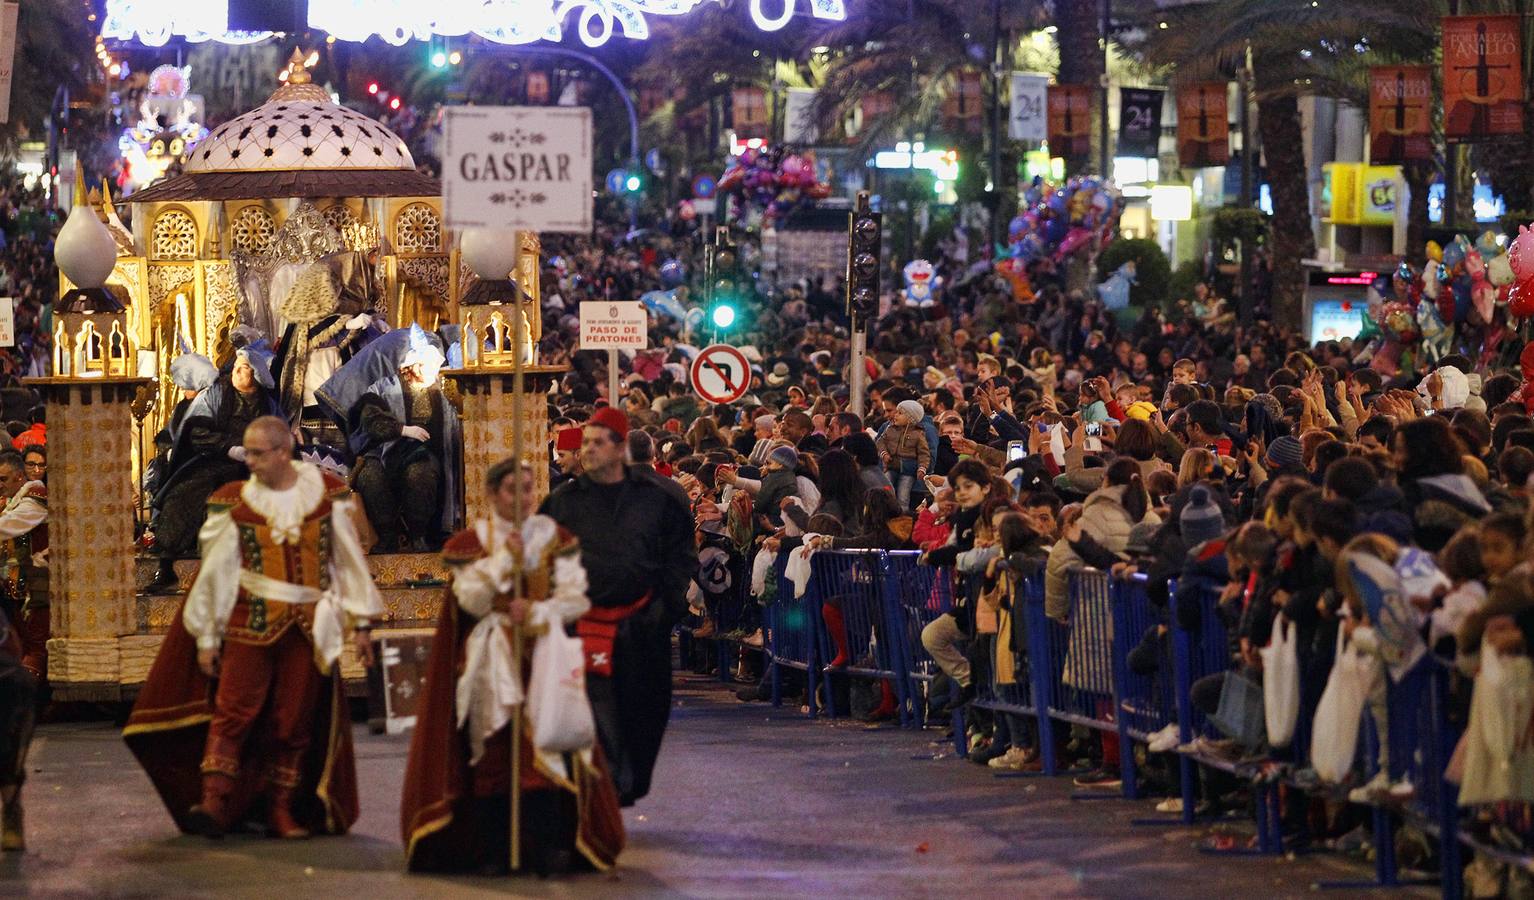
top-left (447, 229), bottom-right (566, 523)
top-left (31, 174), bottom-right (153, 695)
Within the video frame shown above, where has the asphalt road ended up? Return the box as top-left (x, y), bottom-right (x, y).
top-left (5, 676), bottom-right (1430, 898)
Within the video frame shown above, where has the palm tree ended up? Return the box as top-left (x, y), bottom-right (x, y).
top-left (5, 0), bottom-right (97, 156)
top-left (1130, 0), bottom-right (1440, 325)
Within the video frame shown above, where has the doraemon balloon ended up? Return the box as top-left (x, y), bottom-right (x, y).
top-left (902, 259), bottom-right (938, 308)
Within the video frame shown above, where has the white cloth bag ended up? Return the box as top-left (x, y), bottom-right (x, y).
top-left (1309, 625), bottom-right (1382, 784)
top-left (1260, 614), bottom-right (1300, 748)
top-left (526, 606), bottom-right (597, 754)
top-left (1458, 646), bottom-right (1534, 806)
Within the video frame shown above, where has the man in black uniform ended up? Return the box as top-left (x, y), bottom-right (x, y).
top-left (539, 407), bottom-right (695, 807)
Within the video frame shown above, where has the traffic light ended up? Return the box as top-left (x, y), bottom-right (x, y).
top-left (706, 227), bottom-right (741, 335)
top-left (846, 191), bottom-right (881, 319)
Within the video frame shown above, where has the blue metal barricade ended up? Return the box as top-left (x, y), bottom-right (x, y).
top-left (1109, 574), bottom-right (1174, 800)
top-left (764, 550), bottom-right (820, 717)
top-left (1043, 570), bottom-right (1119, 734)
top-left (1169, 584), bottom-right (1230, 825)
top-left (810, 550), bottom-right (909, 721)
top-left (884, 551), bottom-right (953, 729)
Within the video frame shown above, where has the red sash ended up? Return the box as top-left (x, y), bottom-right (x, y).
top-left (576, 592), bottom-right (651, 677)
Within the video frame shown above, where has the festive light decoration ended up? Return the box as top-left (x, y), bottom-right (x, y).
top-left (117, 66), bottom-right (209, 194)
top-left (104, 0), bottom-right (845, 48)
top-left (100, 0), bottom-right (271, 46)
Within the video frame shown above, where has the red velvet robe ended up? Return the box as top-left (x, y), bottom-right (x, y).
top-left (400, 525), bottom-right (624, 872)
top-left (122, 477), bottom-right (360, 836)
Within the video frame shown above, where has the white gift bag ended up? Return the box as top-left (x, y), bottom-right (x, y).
top-left (1260, 614), bottom-right (1300, 748)
top-left (1458, 646), bottom-right (1534, 806)
top-left (1309, 626), bottom-right (1381, 784)
top-left (527, 613), bottom-right (597, 754)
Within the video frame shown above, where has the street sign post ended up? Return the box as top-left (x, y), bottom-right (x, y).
top-left (689, 344), bottom-right (751, 405)
top-left (580, 301), bottom-right (648, 406)
top-left (442, 106), bottom-right (593, 232)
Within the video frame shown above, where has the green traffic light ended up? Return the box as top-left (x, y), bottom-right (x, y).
top-left (711, 304), bottom-right (737, 329)
top-left (431, 51), bottom-right (447, 68)
top-left (625, 175), bottom-right (641, 192)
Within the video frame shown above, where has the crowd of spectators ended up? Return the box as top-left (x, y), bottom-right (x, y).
top-left (534, 211), bottom-right (1534, 890)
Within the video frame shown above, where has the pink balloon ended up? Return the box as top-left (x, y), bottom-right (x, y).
top-left (1510, 225), bottom-right (1534, 283)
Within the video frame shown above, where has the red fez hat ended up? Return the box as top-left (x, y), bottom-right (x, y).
top-left (555, 428), bottom-right (583, 451)
top-left (588, 406), bottom-right (630, 440)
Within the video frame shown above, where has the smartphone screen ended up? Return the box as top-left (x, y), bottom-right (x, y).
top-left (1007, 440), bottom-right (1026, 462)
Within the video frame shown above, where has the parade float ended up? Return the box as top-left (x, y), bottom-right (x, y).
top-left (43, 50), bottom-right (558, 701)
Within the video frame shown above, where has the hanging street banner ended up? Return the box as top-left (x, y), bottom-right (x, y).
top-left (1176, 82), bottom-right (1230, 168)
top-left (1369, 65), bottom-right (1433, 163)
top-left (0, 2), bottom-right (17, 125)
top-left (1116, 87), bottom-right (1164, 159)
top-left (1443, 15), bottom-right (1524, 140)
top-left (1009, 73), bottom-right (1048, 142)
top-left (442, 106), bottom-right (592, 232)
top-left (783, 87), bottom-right (820, 144)
top-left (1046, 84), bottom-right (1091, 158)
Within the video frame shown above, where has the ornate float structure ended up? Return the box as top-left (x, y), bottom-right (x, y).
top-left (42, 51), bottom-right (560, 700)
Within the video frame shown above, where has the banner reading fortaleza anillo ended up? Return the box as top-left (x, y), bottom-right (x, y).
top-left (1047, 84), bottom-right (1091, 158)
top-left (1176, 82), bottom-right (1229, 167)
top-left (1442, 14), bottom-right (1524, 140)
top-left (1369, 65), bottom-right (1433, 163)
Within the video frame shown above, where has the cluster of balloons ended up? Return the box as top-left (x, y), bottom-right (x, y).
top-left (715, 145), bottom-right (832, 221)
top-left (1421, 232), bottom-right (1516, 326)
top-left (1004, 175), bottom-right (1123, 264)
top-left (1360, 232), bottom-right (1523, 373)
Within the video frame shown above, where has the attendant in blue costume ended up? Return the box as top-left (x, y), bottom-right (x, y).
top-left (147, 345), bottom-right (280, 592)
top-left (316, 324), bottom-right (462, 552)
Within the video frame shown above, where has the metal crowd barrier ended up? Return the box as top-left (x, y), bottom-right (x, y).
top-left (809, 550), bottom-right (911, 723)
top-left (883, 550), bottom-right (952, 729)
top-left (764, 549), bottom-right (821, 716)
top-left (754, 550), bottom-right (1501, 900)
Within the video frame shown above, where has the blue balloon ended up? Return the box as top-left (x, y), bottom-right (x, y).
top-left (1451, 275), bottom-right (1472, 323)
top-left (1442, 240), bottom-right (1466, 270)
top-left (640, 289), bottom-right (686, 320)
top-left (660, 259), bottom-right (686, 288)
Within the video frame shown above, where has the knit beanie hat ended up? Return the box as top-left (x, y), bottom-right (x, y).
top-left (897, 399), bottom-right (926, 423)
top-left (1265, 435), bottom-right (1304, 470)
top-left (769, 445), bottom-right (799, 469)
top-left (1180, 485), bottom-right (1226, 547)
top-left (1252, 392), bottom-right (1284, 424)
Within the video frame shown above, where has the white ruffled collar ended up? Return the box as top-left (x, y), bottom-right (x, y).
top-left (476, 512), bottom-right (558, 565)
top-left (6, 479), bottom-right (42, 511)
top-left (241, 461), bottom-right (325, 544)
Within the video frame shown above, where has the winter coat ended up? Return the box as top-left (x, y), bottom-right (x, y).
top-left (876, 422), bottom-right (930, 470)
top-left (1402, 473), bottom-right (1492, 553)
top-left (756, 468), bottom-right (799, 528)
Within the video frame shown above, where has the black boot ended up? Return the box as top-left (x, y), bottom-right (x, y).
top-left (145, 558), bottom-right (179, 594)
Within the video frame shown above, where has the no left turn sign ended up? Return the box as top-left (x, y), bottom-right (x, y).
top-left (690, 344), bottom-right (751, 405)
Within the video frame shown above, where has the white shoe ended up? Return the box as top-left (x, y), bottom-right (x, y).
top-left (1155, 797), bottom-right (1184, 814)
top-left (1347, 772), bottom-right (1390, 804)
top-left (1147, 724), bottom-right (1181, 754)
top-left (988, 747), bottom-right (1031, 770)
